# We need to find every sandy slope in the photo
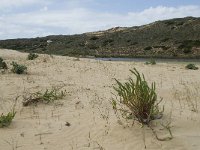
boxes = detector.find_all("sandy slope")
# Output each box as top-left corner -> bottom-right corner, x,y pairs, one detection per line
0,49 -> 200,150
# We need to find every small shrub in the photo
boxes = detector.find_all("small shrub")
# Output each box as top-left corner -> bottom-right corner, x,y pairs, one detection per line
183,49 -> 191,54
102,39 -> 114,46
87,44 -> 99,49
144,46 -> 152,51
23,87 -> 67,106
0,57 -> 8,70
90,36 -> 99,40
11,62 -> 27,74
130,41 -> 138,45
185,64 -> 198,70
27,53 -> 38,60
0,110 -> 16,128
161,38 -> 170,42
145,59 -> 156,65
112,68 -> 162,124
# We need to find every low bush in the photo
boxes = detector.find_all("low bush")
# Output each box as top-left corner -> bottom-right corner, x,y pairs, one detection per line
145,59 -> 156,65
144,46 -> 152,51
27,53 -> 39,60
0,110 -> 16,128
0,57 -> 8,70
112,68 -> 162,124
185,64 -> 198,70
11,62 -> 27,74
90,36 -> 99,40
23,87 -> 67,106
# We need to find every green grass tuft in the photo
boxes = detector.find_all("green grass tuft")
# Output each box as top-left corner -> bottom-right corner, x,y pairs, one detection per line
11,62 -> 27,74
27,53 -> 39,60
0,57 -> 8,70
112,68 -> 162,124
0,110 -> 16,128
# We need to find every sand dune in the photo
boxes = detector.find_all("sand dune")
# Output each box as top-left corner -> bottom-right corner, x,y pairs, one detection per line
0,49 -> 200,150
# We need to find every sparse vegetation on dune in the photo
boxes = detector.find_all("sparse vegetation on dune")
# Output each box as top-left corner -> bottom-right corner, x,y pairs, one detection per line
3,49 -> 200,149
22,87 -> 67,106
0,57 -> 8,70
112,68 -> 162,124
185,63 -> 198,70
145,59 -> 156,65
11,61 -> 27,74
27,53 -> 39,60
0,110 -> 16,128
112,68 -> 174,142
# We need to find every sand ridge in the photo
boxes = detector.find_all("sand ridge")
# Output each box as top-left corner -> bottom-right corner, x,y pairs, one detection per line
0,49 -> 200,150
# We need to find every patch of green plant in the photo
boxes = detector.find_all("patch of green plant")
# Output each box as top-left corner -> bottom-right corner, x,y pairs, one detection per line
145,59 -> 156,65
0,57 -> 8,70
160,38 -> 170,42
183,49 -> 191,54
164,20 -> 175,26
112,68 -> 163,124
11,62 -> 27,74
144,46 -> 152,51
185,64 -> 198,70
27,53 -> 39,60
153,46 -> 170,50
23,87 -> 67,106
102,39 -> 114,46
86,44 -> 99,49
178,40 -> 200,53
90,36 -> 99,40
0,110 -> 16,128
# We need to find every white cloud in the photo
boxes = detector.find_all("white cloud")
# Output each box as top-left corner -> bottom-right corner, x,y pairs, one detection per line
0,0 -> 50,10
0,5 -> 199,39
40,6 -> 48,12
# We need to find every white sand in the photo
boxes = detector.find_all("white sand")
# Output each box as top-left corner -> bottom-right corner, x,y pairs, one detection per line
0,49 -> 200,150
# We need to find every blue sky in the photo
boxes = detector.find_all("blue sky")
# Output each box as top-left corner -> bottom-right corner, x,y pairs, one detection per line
0,0 -> 200,39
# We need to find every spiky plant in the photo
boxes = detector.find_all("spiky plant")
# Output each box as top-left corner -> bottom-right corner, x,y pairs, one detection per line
0,57 -> 8,70
0,110 -> 16,128
112,68 -> 162,124
27,53 -> 39,60
11,62 -> 27,74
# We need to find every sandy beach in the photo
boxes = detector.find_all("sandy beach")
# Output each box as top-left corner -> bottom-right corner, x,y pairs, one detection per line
0,49 -> 200,150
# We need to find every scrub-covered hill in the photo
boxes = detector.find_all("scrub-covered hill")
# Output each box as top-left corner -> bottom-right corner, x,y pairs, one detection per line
0,17 -> 200,58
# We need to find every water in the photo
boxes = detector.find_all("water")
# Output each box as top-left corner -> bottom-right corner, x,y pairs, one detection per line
95,57 -> 200,64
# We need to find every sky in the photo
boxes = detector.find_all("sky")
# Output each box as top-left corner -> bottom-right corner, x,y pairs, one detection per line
0,0 -> 200,39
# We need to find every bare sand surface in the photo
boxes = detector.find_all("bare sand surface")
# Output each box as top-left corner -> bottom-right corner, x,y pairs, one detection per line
0,49 -> 200,150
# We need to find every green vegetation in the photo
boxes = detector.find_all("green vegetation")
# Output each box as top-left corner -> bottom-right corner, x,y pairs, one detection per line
144,46 -> 152,51
0,57 -> 8,70
0,110 -> 16,128
185,64 -> 198,70
11,62 -> 27,74
0,17 -> 199,58
90,36 -> 99,40
27,53 -> 39,60
23,87 -> 67,106
178,40 -> 200,54
112,68 -> 162,124
145,59 -> 156,65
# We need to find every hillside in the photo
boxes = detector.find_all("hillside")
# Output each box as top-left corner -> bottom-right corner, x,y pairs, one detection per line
0,17 -> 200,58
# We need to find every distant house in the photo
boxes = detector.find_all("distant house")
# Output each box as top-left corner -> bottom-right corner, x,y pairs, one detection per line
47,40 -> 53,44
